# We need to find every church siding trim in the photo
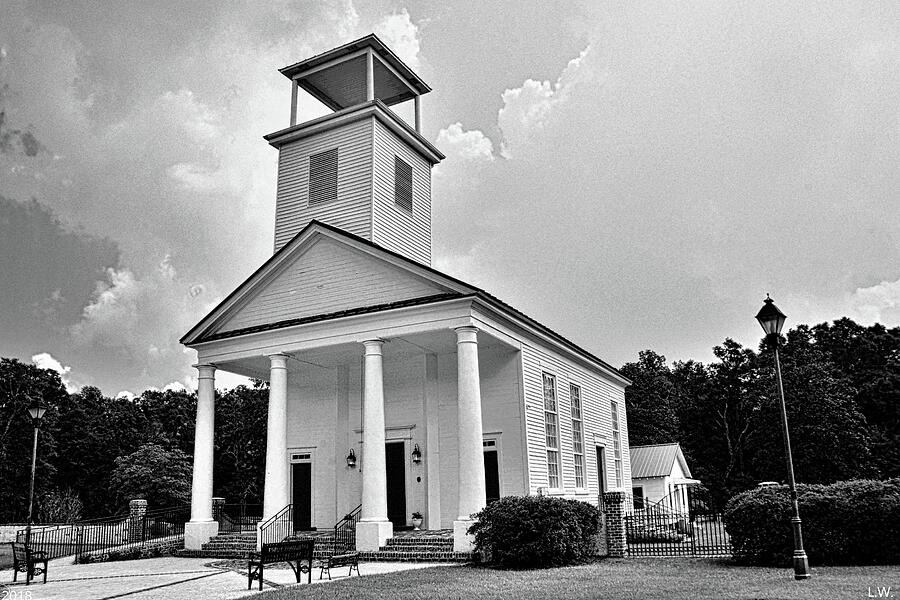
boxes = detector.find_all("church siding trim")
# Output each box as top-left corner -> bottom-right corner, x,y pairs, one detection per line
274,119 -> 373,252
519,342 -> 630,503
372,119 -> 432,265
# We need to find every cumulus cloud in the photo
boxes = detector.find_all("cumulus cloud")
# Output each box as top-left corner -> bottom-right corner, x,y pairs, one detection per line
70,255 -> 217,389
436,123 -> 494,162
374,9 -> 420,70
849,277 -> 900,325
498,46 -> 594,159
31,352 -> 78,392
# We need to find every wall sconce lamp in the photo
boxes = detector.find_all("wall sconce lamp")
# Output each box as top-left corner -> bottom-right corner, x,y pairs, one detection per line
411,443 -> 422,464
346,448 -> 357,468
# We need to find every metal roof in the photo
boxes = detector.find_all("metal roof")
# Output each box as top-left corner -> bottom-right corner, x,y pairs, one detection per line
630,443 -> 693,479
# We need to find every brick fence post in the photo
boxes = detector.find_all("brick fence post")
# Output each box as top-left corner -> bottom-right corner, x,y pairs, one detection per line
128,499 -> 147,544
603,491 -> 627,558
212,497 -> 225,523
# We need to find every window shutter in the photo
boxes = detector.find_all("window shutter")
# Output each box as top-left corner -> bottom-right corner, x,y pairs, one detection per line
309,148 -> 338,205
394,156 -> 413,212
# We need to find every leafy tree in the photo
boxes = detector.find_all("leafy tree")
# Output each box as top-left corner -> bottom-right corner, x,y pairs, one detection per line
620,350 -> 679,446
0,358 -> 66,521
36,488 -> 84,523
111,443 -> 192,508
214,384 -> 268,506
53,387 -> 149,516
137,389 -> 197,456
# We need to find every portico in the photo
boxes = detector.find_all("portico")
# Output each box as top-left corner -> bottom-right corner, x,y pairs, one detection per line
182,269 -> 517,551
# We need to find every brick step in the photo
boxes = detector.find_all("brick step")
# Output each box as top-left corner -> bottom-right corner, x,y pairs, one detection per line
381,543 -> 453,552
384,538 -> 452,546
357,550 -> 475,562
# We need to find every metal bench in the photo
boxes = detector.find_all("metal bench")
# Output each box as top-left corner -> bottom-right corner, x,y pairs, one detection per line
316,543 -> 359,580
247,539 -> 314,590
10,541 -> 49,585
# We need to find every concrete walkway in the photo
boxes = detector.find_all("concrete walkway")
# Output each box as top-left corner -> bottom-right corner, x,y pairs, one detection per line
1,556 -> 453,600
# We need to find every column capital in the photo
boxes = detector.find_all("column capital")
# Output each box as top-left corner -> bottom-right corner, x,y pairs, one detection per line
193,364 -> 217,379
455,326 -> 479,344
267,354 -> 289,369
362,339 -> 384,354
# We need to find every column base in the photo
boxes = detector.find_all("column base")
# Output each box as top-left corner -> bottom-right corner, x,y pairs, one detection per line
184,520 -> 219,550
453,520 -> 476,552
355,520 -> 393,551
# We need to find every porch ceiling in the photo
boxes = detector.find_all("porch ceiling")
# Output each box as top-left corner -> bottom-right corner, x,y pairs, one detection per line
212,327 -> 513,381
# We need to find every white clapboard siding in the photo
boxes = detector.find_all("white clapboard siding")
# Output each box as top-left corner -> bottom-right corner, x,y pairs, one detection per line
372,119 -> 432,265
274,119 -> 373,252
218,237 -> 450,333
520,343 -> 629,504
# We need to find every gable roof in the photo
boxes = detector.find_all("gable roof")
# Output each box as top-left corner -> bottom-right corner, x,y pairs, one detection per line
181,220 -> 629,384
630,443 -> 693,479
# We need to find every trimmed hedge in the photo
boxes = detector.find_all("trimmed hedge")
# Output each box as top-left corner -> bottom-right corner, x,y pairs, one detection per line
468,496 -> 601,568
724,478 -> 900,566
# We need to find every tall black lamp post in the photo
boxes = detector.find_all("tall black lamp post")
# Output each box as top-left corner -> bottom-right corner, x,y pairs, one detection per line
755,295 -> 811,580
25,396 -> 47,544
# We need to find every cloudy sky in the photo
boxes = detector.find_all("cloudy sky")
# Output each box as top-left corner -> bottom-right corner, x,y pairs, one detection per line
2,1 -> 899,396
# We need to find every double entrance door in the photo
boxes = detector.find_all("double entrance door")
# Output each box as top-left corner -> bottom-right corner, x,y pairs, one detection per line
292,440 -> 503,531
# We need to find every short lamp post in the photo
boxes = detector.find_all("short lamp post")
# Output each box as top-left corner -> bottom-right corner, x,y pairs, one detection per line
755,295 -> 811,580
25,397 -> 47,545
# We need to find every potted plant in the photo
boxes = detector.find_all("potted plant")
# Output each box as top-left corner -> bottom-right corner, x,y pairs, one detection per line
411,511 -> 423,530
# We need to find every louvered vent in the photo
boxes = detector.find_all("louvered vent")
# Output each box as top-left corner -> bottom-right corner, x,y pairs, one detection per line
394,156 -> 413,212
309,148 -> 338,205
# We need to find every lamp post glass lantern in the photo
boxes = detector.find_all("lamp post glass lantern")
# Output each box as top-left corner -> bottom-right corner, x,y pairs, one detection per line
755,295 -> 811,580
26,397 -> 46,544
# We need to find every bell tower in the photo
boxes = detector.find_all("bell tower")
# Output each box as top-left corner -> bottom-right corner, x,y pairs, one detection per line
265,34 -> 444,266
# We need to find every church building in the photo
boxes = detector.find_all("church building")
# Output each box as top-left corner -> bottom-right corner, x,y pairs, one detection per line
180,34 -> 632,553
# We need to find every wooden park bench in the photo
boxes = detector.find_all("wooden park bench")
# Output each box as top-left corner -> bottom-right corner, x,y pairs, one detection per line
315,541 -> 359,581
10,541 -> 49,585
247,539 -> 314,590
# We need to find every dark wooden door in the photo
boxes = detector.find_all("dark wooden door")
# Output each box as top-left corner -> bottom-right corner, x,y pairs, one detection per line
385,442 -> 407,528
484,449 -> 500,504
292,462 -> 312,531
596,447 -> 607,494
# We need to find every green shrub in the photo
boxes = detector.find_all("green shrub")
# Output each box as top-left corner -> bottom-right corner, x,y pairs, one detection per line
468,495 -> 601,568
724,478 -> 900,566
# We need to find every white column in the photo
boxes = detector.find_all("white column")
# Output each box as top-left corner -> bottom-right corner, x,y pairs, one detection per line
366,50 -> 375,102
355,339 -> 393,550
424,353 -> 441,529
414,95 -> 421,133
454,326 -> 486,552
262,354 -> 290,520
290,79 -> 299,126
185,364 -> 219,549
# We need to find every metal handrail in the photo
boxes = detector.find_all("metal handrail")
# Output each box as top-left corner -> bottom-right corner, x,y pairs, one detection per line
331,504 -> 361,552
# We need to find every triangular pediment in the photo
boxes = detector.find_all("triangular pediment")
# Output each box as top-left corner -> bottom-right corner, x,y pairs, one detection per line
182,222 -> 472,345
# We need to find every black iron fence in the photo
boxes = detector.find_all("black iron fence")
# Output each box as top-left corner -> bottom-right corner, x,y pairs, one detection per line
625,489 -> 731,557
16,504 -> 191,563
216,503 -> 262,533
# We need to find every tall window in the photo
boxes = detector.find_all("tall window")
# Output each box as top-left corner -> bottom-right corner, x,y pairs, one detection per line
394,156 -> 413,212
308,148 -> 338,205
611,401 -> 623,487
542,373 -> 561,488
570,383 -> 585,488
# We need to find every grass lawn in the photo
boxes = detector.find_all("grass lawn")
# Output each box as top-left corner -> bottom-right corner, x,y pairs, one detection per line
242,558 -> 900,600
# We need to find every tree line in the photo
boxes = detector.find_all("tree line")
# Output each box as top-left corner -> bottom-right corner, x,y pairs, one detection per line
0,359 -> 269,522
622,317 -> 900,509
1,316 -> 897,521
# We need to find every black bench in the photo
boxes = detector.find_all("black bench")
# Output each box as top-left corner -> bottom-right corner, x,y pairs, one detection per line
316,542 -> 359,581
10,541 -> 49,585
247,539 -> 314,590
